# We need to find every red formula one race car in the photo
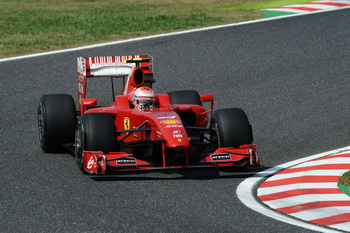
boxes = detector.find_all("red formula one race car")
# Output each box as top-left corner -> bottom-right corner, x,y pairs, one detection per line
37,55 -> 260,174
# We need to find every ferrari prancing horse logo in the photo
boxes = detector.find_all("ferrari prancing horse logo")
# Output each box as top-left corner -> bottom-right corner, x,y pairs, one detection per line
124,117 -> 130,131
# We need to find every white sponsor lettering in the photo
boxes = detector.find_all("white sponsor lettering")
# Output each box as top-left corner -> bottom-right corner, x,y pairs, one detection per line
157,116 -> 176,119
165,125 -> 183,128
212,154 -> 231,160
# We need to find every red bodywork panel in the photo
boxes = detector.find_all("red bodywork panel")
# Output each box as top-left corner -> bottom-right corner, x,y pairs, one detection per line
77,55 -> 260,174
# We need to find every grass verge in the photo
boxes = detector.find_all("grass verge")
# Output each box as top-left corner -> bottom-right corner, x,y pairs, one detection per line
1,0 -> 307,58
339,170 -> 350,186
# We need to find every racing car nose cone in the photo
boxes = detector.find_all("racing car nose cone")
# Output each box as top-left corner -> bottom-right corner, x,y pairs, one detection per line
166,137 -> 190,149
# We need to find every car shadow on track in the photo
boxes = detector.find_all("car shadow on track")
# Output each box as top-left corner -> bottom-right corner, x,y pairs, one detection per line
89,166 -> 270,182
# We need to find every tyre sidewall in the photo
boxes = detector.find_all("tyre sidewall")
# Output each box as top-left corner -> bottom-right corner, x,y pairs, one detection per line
211,108 -> 253,148
168,90 -> 202,106
75,113 -> 118,173
38,94 -> 76,152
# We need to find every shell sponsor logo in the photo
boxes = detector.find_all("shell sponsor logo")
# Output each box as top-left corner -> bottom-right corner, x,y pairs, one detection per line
160,120 -> 179,125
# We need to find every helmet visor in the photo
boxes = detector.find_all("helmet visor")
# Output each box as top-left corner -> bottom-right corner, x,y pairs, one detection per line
136,99 -> 154,109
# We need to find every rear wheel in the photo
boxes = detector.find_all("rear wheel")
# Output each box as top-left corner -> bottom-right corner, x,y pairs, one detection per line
37,94 -> 76,153
168,90 -> 202,106
168,90 -> 202,126
75,113 -> 118,172
211,108 -> 253,149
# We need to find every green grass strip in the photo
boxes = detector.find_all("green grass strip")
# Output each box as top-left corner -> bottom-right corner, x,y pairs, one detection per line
338,184 -> 350,197
0,0 -> 224,57
261,10 -> 297,17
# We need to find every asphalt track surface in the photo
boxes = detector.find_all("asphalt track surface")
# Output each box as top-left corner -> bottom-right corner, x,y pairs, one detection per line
1,9 -> 350,233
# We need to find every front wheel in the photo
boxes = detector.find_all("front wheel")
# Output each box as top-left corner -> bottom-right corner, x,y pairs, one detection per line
75,113 -> 119,173
210,108 -> 253,149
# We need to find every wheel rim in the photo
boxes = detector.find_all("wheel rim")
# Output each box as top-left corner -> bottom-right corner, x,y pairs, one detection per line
37,104 -> 46,148
211,122 -> 220,150
75,126 -> 84,168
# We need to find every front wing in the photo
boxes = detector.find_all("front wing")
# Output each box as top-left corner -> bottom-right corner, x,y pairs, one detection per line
83,144 -> 260,175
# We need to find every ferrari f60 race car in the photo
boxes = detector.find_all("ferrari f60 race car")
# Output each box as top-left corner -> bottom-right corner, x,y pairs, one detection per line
37,55 -> 260,174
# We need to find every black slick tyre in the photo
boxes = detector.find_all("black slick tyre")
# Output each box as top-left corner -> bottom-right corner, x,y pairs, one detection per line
75,113 -> 118,173
211,108 -> 253,149
168,90 -> 202,126
37,94 -> 77,153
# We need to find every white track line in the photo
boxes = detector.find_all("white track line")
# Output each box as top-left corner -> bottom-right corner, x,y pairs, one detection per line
1,6 -> 350,63
236,145 -> 350,233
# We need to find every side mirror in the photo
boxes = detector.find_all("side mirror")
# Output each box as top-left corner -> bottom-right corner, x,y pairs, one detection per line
82,98 -> 97,107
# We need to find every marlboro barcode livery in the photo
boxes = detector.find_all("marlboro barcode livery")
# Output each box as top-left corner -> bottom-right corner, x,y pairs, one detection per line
37,55 -> 260,175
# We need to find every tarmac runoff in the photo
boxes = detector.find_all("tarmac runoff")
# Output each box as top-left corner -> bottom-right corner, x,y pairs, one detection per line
262,0 -> 350,17
237,146 -> 350,233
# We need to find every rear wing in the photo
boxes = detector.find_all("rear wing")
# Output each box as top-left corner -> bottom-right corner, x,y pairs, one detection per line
77,55 -> 153,113
78,55 -> 152,78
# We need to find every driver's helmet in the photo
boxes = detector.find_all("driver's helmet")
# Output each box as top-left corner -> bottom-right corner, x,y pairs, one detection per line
132,87 -> 156,110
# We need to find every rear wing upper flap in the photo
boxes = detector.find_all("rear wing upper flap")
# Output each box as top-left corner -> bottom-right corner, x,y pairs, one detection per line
78,55 -> 153,78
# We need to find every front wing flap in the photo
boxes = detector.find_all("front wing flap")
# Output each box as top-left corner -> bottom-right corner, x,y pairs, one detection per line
200,144 -> 260,167
83,144 -> 260,175
83,151 -> 153,174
